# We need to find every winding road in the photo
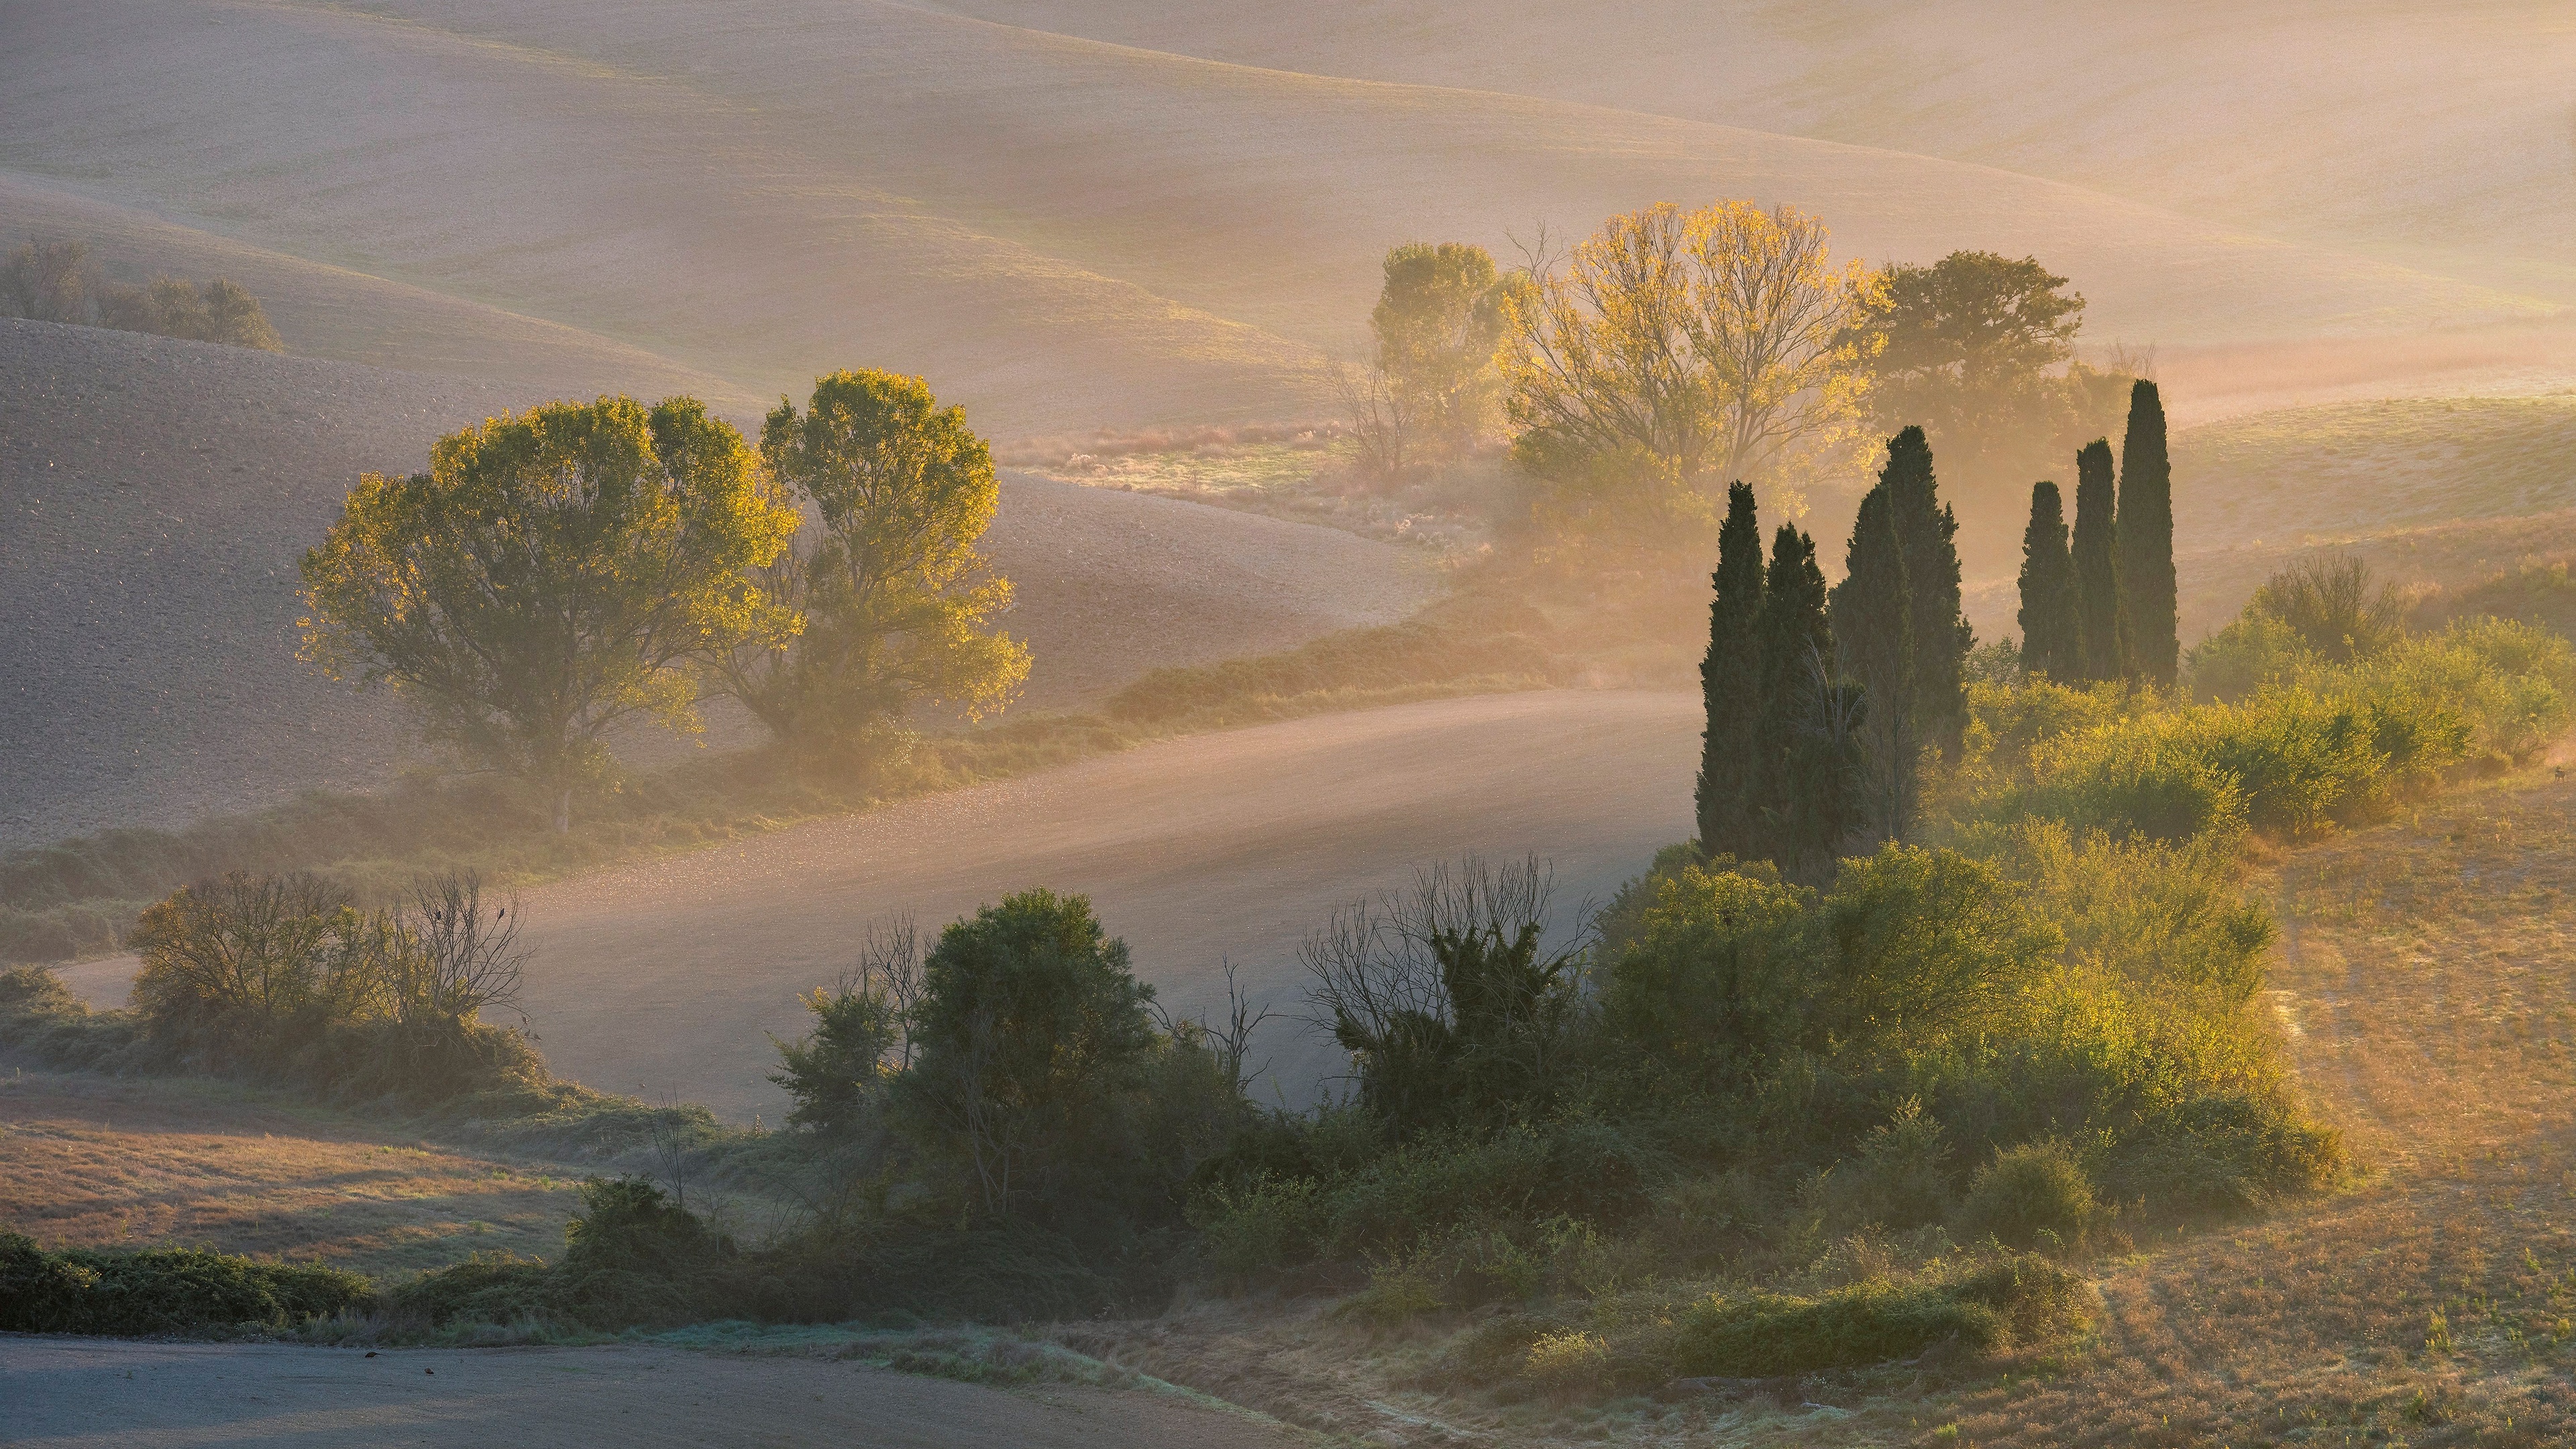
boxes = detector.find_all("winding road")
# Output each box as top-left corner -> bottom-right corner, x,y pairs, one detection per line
512,689 -> 1700,1119
54,690 -> 1701,1119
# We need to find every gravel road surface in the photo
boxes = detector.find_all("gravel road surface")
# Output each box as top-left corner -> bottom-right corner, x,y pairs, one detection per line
0,1336 -> 1300,1449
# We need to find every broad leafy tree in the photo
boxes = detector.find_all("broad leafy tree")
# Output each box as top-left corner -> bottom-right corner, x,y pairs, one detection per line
711,370 -> 1030,750
1503,201 -> 1880,543
1371,241 -> 1511,463
301,396 -> 798,829
1848,250 -> 2131,558
897,890 -> 1161,1222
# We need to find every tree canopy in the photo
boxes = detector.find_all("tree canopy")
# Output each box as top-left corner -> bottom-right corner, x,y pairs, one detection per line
299,395 -> 798,827
1503,201 -> 1880,543
1372,241 -> 1512,464
710,370 -> 1028,749
1849,250 -> 2127,559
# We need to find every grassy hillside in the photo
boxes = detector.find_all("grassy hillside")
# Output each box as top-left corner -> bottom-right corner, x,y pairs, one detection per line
0,1068 -> 584,1282
2175,394 -> 2576,547
3,0 -> 2559,444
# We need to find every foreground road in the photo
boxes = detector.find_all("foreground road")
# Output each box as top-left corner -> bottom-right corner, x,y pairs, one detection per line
519,689 -> 1698,1118
0,1337 -> 1299,1449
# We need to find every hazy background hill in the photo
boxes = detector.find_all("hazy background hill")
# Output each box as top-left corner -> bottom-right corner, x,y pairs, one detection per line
5,0 -> 2566,441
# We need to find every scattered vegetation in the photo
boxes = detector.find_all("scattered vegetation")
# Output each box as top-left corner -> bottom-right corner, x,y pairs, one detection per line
2,237 -> 282,351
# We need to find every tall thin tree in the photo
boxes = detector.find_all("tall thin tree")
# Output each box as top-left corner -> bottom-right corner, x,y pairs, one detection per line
1833,470 -> 1917,843
1696,482 -> 1768,860
2016,481 -> 2079,680
1753,522 -> 1857,879
2071,438 -> 2125,683
2116,379 -> 2177,688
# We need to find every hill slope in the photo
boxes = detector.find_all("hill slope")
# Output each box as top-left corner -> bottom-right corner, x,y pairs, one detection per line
3,0 -> 2558,441
928,0 -> 2576,305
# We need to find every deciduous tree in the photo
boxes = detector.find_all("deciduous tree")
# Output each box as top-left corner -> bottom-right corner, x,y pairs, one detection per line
1503,201 -> 1880,544
710,370 -> 1030,750
1372,241 -> 1511,463
301,396 -> 798,830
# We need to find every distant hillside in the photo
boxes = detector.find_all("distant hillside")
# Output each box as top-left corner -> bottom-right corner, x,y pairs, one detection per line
3,0 -> 2559,444
930,0 -> 2576,307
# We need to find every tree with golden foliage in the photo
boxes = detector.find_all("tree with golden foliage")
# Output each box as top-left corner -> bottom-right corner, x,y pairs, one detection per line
708,370 -> 1029,749
1503,201 -> 1880,544
300,396 -> 799,830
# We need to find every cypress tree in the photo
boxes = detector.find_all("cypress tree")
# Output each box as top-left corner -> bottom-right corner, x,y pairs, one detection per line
1832,476 -> 1916,843
1754,523 -> 1860,880
2071,438 -> 2125,682
2116,379 -> 2177,688
2016,481 -> 2079,680
1831,427 -> 1971,841
1695,482 -> 1766,860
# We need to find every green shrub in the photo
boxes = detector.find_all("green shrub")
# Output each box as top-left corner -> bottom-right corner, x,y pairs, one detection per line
1188,1175 -> 1330,1280
1820,1099 -> 1954,1232
2018,716 -> 2247,843
1957,1139 -> 2096,1248
1319,1120 -> 1668,1258
1668,1255 -> 2087,1376
2105,1091 -> 2345,1213
1601,863 -> 1807,1080
0,1232 -> 372,1334
384,1251 -> 557,1328
2187,612 -> 2314,702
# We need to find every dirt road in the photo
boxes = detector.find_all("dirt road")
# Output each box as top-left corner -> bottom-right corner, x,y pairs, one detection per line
58,690 -> 1700,1116
0,1337 -> 1301,1449
510,689 -> 1698,1118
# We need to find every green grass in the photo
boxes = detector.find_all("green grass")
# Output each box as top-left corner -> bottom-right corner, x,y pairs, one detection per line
2176,394 -> 2576,548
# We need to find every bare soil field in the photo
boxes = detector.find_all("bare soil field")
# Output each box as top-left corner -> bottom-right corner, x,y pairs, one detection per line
0,319 -> 1430,847
0,1336 -> 1303,1449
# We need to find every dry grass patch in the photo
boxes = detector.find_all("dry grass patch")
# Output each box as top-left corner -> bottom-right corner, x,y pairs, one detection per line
0,1067 -> 582,1281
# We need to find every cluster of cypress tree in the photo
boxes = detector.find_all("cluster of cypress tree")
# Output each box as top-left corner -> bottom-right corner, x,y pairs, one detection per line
1694,427 -> 1972,873
2015,380 -> 2176,686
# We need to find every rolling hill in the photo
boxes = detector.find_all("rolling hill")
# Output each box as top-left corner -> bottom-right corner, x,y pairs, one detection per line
5,0 -> 2563,445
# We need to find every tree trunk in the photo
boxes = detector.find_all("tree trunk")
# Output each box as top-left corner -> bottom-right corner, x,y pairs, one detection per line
553,788 -> 572,835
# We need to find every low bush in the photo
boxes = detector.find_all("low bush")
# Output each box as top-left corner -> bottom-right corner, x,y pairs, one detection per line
1955,1139 -> 2096,1248
0,1232 -> 372,1334
1666,1255 -> 2088,1377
